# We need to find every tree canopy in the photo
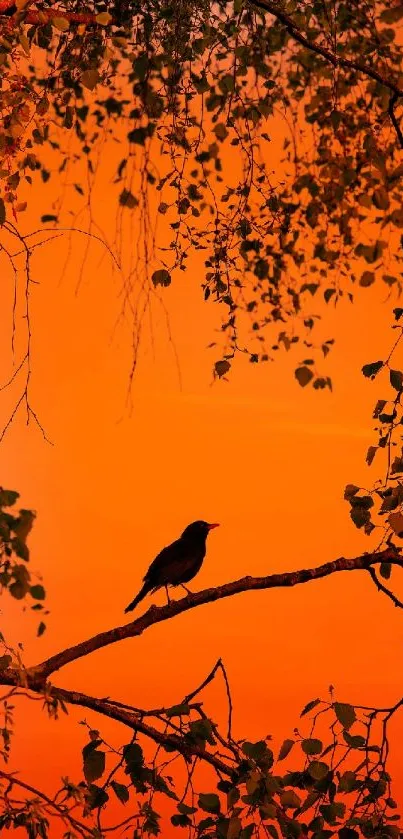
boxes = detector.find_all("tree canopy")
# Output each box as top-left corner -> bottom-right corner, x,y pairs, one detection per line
0,0 -> 403,388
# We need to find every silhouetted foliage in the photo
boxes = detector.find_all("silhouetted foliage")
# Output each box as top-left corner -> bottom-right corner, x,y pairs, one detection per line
0,0 -> 403,397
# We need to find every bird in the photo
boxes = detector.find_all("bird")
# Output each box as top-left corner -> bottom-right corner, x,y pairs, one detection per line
124,520 -> 219,614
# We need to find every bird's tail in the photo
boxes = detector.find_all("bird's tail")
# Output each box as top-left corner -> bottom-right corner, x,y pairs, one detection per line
124,581 -> 151,614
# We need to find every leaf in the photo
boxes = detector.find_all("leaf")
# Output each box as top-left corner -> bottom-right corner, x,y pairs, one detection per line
359,271 -> 375,287
14,510 -> 35,544
111,781 -> 129,803
52,15 -> 69,30
242,740 -> 268,761
9,580 -> 29,599
338,771 -> 358,793
339,830 -> 359,839
380,562 -> 391,580
350,505 -> 371,529
189,719 -> 215,746
96,11 -> 112,24
342,731 -> 365,749
37,621 -> 46,637
214,123 -> 228,141
300,283 -> 319,295
390,370 -> 403,392
393,308 -> 403,321
373,400 -> 387,418
215,359 -> 231,378
83,745 -> 105,783
171,814 -> 191,827
366,446 -> 377,466
300,698 -> 320,716
0,490 -> 19,506
391,208 -> 403,227
227,817 -> 242,839
334,702 -> 356,730
30,584 -> 46,600
81,69 -> 100,91
87,784 -> 109,810
320,803 -> 345,825
307,761 -> 329,780
362,360 -> 383,379
295,366 -> 314,387
41,214 -> 58,223
388,511 -> 403,537
198,793 -> 220,814
177,803 -> 197,815
280,790 -> 301,809
0,655 -> 12,670
123,742 -> 143,766
278,739 -> 294,760
151,269 -> 171,287
119,189 -> 138,209
301,738 -> 322,755
128,127 -> 148,145
165,703 -> 190,717
372,187 -> 390,210
240,826 -> 255,839
18,32 -> 30,54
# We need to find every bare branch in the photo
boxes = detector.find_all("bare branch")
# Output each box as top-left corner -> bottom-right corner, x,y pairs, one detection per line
367,566 -> 403,609
184,657 -> 233,741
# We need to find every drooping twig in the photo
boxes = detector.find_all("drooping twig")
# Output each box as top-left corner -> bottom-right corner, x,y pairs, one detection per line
367,566 -> 403,610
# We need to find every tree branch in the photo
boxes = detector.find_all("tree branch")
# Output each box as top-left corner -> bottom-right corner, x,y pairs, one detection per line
54,686 -> 232,777
0,769 -> 91,838
29,547 -> 402,681
247,0 -> 403,98
388,93 -> 403,149
367,566 -> 403,609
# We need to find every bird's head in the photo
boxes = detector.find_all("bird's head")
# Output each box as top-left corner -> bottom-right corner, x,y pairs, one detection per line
181,520 -> 220,540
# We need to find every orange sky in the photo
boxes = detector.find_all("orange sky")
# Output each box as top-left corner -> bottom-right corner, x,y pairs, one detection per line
1,137 -> 403,834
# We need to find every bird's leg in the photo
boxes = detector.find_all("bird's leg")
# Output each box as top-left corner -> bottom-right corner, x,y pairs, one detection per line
180,584 -> 192,596
165,585 -> 171,605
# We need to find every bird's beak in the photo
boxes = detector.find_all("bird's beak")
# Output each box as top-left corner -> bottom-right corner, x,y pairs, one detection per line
207,523 -> 220,530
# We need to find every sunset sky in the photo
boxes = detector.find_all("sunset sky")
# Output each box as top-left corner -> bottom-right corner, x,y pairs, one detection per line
1,143 -> 403,834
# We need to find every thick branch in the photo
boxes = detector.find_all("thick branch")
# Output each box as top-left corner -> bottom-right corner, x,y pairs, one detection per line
248,0 -> 403,98
31,548 -> 402,681
54,686 -> 231,777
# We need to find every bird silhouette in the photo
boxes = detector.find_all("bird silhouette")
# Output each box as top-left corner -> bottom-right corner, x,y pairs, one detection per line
124,520 -> 219,614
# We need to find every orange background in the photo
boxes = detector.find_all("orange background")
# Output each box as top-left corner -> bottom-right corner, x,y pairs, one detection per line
1,154 -> 403,831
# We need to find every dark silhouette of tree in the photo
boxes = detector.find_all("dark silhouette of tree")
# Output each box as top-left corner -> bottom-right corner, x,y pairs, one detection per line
0,0 -> 403,434
1,2 -> 403,835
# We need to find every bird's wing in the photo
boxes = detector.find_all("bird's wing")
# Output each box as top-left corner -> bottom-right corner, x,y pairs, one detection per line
144,539 -> 191,587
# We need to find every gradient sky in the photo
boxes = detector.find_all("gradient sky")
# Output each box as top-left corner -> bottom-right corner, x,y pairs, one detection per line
1,151 -> 403,834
